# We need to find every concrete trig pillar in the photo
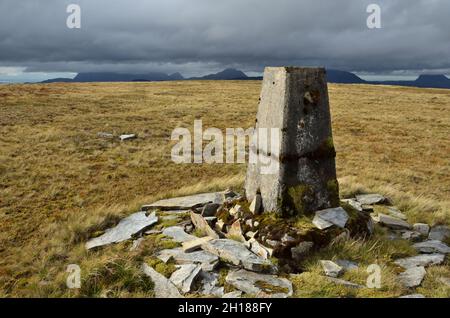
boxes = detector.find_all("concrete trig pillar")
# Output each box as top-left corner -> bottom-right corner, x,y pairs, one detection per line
245,67 -> 339,217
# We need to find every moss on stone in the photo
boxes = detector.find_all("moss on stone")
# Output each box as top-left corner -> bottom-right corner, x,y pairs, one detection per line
278,184 -> 315,217
254,281 -> 290,294
326,179 -> 340,207
144,257 -> 177,278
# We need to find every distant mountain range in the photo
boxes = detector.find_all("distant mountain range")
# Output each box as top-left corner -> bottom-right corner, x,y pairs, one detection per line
41,68 -> 450,89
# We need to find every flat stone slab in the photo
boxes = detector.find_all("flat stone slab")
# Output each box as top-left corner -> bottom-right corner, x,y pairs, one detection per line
341,199 -> 363,212
226,269 -> 293,298
190,212 -> 220,239
399,294 -> 426,298
355,194 -> 386,205
326,277 -> 364,289
413,240 -> 450,254
373,213 -> 411,230
182,236 -> 214,253
313,207 -> 349,230
119,134 -> 137,141
169,264 -> 202,293
86,212 -> 158,250
386,207 -> 407,220
141,263 -> 183,298
413,223 -> 430,236
394,254 -> 445,269
142,192 -> 224,211
162,226 -> 197,243
398,266 -> 426,288
336,260 -> 359,271
320,260 -> 344,278
428,225 -> 450,241
157,248 -> 219,271
201,239 -> 274,273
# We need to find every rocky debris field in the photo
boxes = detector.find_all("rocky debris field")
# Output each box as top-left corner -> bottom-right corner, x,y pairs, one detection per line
84,190 -> 450,298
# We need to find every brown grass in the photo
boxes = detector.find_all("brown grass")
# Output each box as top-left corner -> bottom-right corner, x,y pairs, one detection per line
0,81 -> 448,297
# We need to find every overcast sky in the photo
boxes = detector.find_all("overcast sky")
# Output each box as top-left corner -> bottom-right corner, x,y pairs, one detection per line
1,0 -> 449,82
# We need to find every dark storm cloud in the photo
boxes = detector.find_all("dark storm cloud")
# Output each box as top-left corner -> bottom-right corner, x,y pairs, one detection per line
0,0 -> 449,75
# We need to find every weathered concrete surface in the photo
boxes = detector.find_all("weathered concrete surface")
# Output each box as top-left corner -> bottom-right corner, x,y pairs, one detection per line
86,212 -> 158,250
245,67 -> 339,217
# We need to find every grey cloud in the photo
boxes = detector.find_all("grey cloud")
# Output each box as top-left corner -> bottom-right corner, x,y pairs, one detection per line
0,0 -> 449,75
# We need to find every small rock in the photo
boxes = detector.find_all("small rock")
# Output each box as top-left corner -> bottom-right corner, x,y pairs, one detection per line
222,291 -> 243,298
245,231 -> 258,239
157,248 -> 219,271
400,230 -> 422,242
249,239 -> 273,259
265,239 -> 281,248
341,199 -> 363,212
254,221 -> 260,227
162,226 -> 197,243
226,269 -> 292,298
398,266 -> 426,288
249,194 -> 262,214
145,229 -> 162,235
413,223 -> 430,236
413,240 -> 450,254
201,239 -> 275,273
281,234 -> 296,245
170,264 -> 202,293
119,134 -> 137,141
190,212 -> 220,239
129,238 -> 144,251
141,263 -> 183,298
313,207 -> 349,230
386,207 -> 407,220
394,254 -> 445,269
291,242 -> 314,261
199,271 -> 224,297
229,205 -> 243,217
355,194 -> 386,205
223,189 -> 238,199
336,260 -> 359,271
97,132 -> 114,139
201,203 -> 221,217
182,236 -> 214,253
399,294 -> 426,298
326,277 -> 364,289
215,220 -> 225,232
428,225 -> 450,241
226,220 -> 246,243
373,213 -> 411,230
320,260 -> 344,278
86,211 -> 158,250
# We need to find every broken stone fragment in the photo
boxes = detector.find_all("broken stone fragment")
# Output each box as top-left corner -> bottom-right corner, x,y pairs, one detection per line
386,207 -> 407,220
428,225 -> 450,241
141,263 -> 183,298
400,230 -> 422,242
119,134 -> 137,141
398,266 -> 426,288
413,223 -> 430,236
226,269 -> 293,298
341,199 -> 363,212
225,220 -> 246,243
97,132 -> 114,139
326,277 -> 364,289
355,194 -> 386,205
320,260 -> 344,278
215,220 -> 225,232
281,234 -> 296,245
201,203 -> 221,217
169,264 -> 202,293
162,226 -> 197,243
182,236 -> 214,253
335,260 -> 359,271
229,205 -> 243,217
394,254 -> 445,269
373,213 -> 411,230
291,242 -> 314,261
201,239 -> 275,273
413,240 -> 450,254
199,271 -> 224,297
313,207 -> 349,230
248,239 -> 273,259
190,212 -> 220,239
85,211 -> 158,250
142,192 -> 223,211
399,294 -> 426,298
223,189 -> 238,199
249,194 -> 262,214
157,248 -> 219,271
222,291 -> 243,298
